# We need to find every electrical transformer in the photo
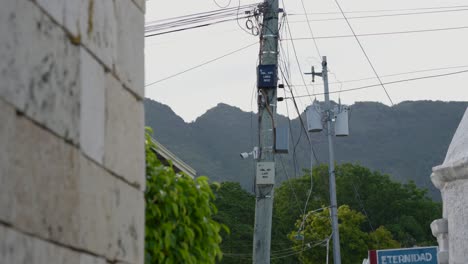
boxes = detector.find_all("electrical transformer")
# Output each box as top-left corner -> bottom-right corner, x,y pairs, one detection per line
335,106 -> 349,137
306,102 -> 323,132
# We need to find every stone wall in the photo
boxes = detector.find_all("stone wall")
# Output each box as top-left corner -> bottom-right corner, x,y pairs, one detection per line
0,0 -> 145,263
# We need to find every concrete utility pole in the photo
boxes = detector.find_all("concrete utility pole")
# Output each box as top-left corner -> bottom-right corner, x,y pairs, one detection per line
313,56 -> 342,264
252,0 -> 279,263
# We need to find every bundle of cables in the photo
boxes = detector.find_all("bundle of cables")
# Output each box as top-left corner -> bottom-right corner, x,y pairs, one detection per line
145,3 -> 262,37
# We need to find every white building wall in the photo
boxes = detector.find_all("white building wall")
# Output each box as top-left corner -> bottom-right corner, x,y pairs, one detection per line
431,108 -> 468,264
0,0 -> 145,263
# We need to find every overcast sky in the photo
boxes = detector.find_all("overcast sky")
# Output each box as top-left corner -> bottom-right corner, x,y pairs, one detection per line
145,0 -> 468,122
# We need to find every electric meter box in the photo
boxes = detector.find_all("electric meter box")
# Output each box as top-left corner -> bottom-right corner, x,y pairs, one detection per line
275,126 -> 289,154
256,162 -> 275,185
257,65 -> 277,88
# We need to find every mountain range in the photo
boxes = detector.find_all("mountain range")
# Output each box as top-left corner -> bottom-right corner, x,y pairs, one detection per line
144,98 -> 468,199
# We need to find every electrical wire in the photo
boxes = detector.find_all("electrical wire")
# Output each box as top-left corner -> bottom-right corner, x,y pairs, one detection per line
333,0 -> 394,105
145,3 -> 259,36
269,237 -> 330,260
282,79 -> 301,180
145,4 -> 258,27
278,12 -> 320,167
351,181 -> 374,232
294,0 -> 321,57
289,64 -> 468,87
288,7 -> 468,22
222,238 -> 328,260
283,68 -> 468,99
145,16 -> 253,37
278,40 -> 324,246
213,0 -> 232,8
145,41 -> 258,87
291,4 -> 468,15
282,25 -> 468,40
279,156 -> 305,215
279,66 -> 320,162
283,15 -> 314,103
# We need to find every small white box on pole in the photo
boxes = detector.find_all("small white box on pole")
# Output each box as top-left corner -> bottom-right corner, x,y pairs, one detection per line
256,162 -> 275,185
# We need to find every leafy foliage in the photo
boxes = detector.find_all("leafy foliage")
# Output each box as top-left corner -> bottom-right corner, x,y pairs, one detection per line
210,163 -> 440,263
212,182 -> 255,263
272,163 -> 441,263
288,206 -> 400,264
145,129 -> 225,263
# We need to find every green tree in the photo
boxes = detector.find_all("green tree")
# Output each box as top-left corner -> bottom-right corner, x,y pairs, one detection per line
145,129 -> 225,263
334,163 -> 441,246
212,182 -> 255,263
274,163 -> 441,251
288,205 -> 400,264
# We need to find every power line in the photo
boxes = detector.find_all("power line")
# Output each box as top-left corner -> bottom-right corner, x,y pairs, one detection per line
145,3 -> 259,36
279,66 -> 320,163
145,3 -> 258,26
283,15 -> 314,103
293,0 -> 321,57
283,69 -> 468,99
269,238 -> 330,260
289,4 -> 468,15
333,0 -> 394,105
145,16 -> 252,37
281,76 -> 302,181
289,64 -> 468,87
213,0 -> 232,8
279,156 -> 305,216
281,25 -> 468,40
288,7 -> 468,22
145,42 -> 257,87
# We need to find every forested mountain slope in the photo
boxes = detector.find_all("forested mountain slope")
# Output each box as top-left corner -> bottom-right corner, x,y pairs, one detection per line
145,99 -> 467,199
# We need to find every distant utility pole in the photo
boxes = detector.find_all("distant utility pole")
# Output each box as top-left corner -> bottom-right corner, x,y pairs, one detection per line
305,56 -> 344,264
252,0 -> 279,262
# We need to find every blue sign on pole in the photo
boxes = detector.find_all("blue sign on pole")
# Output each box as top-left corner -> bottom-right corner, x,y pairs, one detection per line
376,247 -> 438,264
257,64 -> 277,88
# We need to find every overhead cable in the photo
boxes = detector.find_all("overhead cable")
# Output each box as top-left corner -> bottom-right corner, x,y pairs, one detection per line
145,16 -> 252,37
333,0 -> 394,105
288,7 -> 468,22
145,3 -> 259,36
281,25 -> 468,40
289,4 -> 468,15
145,42 -> 258,87
284,69 -> 468,99
289,64 -> 468,87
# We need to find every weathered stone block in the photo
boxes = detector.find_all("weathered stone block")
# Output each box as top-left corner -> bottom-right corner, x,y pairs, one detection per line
79,0 -> 117,70
2,114 -> 81,247
0,0 -> 81,144
445,180 -> 468,264
80,48 -> 106,164
36,0 -> 117,71
0,225 -> 106,264
115,0 -> 144,98
0,100 -> 16,227
110,172 -> 145,263
105,74 -> 145,190
1,113 -> 144,263
79,155 -> 144,264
